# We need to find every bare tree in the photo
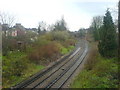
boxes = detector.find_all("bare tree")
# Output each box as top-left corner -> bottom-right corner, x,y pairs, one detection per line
0,11 -> 15,27
47,24 -> 55,31
91,16 -> 103,41
91,16 -> 103,29
54,16 -> 68,31
37,21 -> 47,34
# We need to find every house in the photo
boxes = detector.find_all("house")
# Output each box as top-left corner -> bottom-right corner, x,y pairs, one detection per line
11,30 -> 17,36
2,24 -> 9,36
3,23 -> 26,37
1,23 -> 26,37
2,24 -> 9,31
12,23 -> 26,36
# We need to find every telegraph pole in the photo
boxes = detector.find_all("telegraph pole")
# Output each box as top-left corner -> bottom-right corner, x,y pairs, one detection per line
118,1 -> 120,60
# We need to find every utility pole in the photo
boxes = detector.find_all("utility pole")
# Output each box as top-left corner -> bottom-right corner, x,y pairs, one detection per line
118,1 -> 120,60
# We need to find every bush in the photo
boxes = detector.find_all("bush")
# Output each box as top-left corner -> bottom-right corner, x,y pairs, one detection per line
3,52 -> 28,77
28,42 -> 62,63
2,51 -> 29,87
62,39 -> 76,48
85,44 -> 98,70
51,31 -> 70,41
34,35 -> 50,47
71,55 -> 118,88
2,30 -> 77,88
93,57 -> 118,77
2,51 -> 45,88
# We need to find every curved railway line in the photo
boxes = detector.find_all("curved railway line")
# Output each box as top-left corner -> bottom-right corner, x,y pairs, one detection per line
12,40 -> 88,89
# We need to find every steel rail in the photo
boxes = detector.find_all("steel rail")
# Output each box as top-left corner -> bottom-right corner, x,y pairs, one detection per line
31,47 -> 83,89
57,44 -> 88,89
12,41 -> 83,89
12,51 -> 73,89
43,42 -> 88,89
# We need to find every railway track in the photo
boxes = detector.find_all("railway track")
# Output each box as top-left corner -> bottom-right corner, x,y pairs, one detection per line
12,40 -> 87,89
49,43 -> 88,89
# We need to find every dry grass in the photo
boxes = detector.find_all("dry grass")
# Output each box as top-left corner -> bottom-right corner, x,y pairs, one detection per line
84,40 -> 99,70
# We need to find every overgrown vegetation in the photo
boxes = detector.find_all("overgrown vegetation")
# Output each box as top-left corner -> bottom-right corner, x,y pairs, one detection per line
28,31 -> 76,64
91,10 -> 117,58
2,51 -> 45,88
98,10 -> 117,58
71,42 -> 118,88
90,16 -> 103,41
2,17 -> 77,88
71,9 -> 118,88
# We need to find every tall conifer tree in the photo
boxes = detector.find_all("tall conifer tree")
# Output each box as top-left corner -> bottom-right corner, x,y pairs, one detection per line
98,9 -> 117,58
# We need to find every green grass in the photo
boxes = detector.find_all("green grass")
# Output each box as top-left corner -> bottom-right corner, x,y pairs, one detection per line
2,30 -> 77,88
61,47 -> 68,54
3,63 -> 44,88
61,46 -> 74,54
71,55 -> 118,88
22,64 -> 45,79
2,45 -> 75,88
2,51 -> 45,88
68,46 -> 74,51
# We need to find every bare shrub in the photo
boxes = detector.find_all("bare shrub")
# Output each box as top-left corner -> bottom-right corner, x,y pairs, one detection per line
85,42 -> 98,70
28,42 -> 61,64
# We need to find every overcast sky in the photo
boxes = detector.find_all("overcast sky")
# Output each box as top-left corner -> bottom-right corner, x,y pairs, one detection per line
0,0 -> 118,31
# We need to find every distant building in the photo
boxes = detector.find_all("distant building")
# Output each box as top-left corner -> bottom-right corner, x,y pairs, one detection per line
11,30 -> 17,36
1,24 -> 9,36
12,23 -> 26,36
2,24 -> 9,31
26,28 -> 38,31
1,23 -> 26,37
14,23 -> 26,31
2,23 -> 39,37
